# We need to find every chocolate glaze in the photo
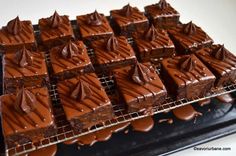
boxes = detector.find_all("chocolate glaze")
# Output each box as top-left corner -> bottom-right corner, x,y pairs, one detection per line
173,105 -> 202,121
216,94 -> 234,103
144,25 -> 159,41
57,73 -> 113,129
198,99 -> 211,107
131,116 -> 154,132
50,40 -> 93,78
130,62 -> 152,85
122,4 -> 134,17
114,63 -> 167,112
179,55 -> 196,72
77,12 -> 113,40
106,35 -> 119,52
92,36 -> 136,69
161,54 -> 216,99
49,11 -> 62,28
87,10 -> 103,26
196,44 -> 236,87
25,145 -> 57,156
15,46 -> 33,68
70,79 -> 92,101
6,16 -> 22,35
168,22 -> 213,54
77,133 -> 97,146
158,118 -> 173,124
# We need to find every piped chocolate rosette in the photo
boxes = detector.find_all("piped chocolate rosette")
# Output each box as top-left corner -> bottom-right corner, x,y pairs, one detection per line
6,16 -> 22,35
70,79 -> 92,102
87,10 -> 103,26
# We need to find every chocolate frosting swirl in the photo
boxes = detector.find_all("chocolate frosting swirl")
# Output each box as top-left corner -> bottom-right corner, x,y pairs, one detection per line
144,25 -> 158,41
129,62 -> 152,85
106,35 -> 119,51
157,0 -> 169,10
61,40 -> 80,58
212,45 -> 227,61
183,21 -> 197,35
87,10 -> 102,26
6,16 -> 22,35
70,80 -> 92,101
122,4 -> 133,16
15,87 -> 37,114
49,11 -> 62,28
15,46 -> 33,68
179,56 -> 196,72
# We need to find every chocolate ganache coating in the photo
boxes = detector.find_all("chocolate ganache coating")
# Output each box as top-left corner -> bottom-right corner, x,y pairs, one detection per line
106,35 -> 119,52
15,46 -> 33,67
130,62 -> 152,85
70,80 -> 92,101
144,25 -> 159,41
183,21 -> 197,36
6,16 -> 22,35
61,40 -> 80,59
15,87 -> 37,114
122,4 -> 134,17
49,11 -> 62,28
87,10 -> 103,26
157,0 -> 169,10
179,55 -> 196,72
212,44 -> 227,61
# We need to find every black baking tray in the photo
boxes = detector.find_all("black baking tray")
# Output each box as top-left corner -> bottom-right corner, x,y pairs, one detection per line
56,93 -> 236,156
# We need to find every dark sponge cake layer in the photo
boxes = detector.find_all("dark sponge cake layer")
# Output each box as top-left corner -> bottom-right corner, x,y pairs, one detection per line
161,54 -> 216,100
196,45 -> 236,87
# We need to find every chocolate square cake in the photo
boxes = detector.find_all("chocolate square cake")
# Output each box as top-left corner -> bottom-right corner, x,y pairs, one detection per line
110,4 -> 149,36
39,11 -> 74,48
50,40 -> 94,80
76,10 -> 113,41
168,21 -> 213,54
91,35 -> 136,71
161,54 -> 216,100
0,16 -> 36,52
3,47 -> 49,93
57,73 -> 113,130
113,62 -> 167,113
196,44 -> 236,87
144,0 -> 180,28
133,25 -> 175,63
0,87 -> 56,147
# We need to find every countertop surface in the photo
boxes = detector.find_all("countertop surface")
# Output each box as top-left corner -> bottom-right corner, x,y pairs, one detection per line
0,0 -> 236,155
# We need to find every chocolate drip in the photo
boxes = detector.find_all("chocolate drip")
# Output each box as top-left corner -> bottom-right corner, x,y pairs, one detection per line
179,56 -> 196,72
144,25 -> 158,41
15,88 -> 37,114
106,35 -> 119,51
6,16 -> 22,35
129,62 -> 152,85
122,4 -> 133,16
212,45 -> 227,61
61,40 -> 80,58
70,80 -> 92,101
183,21 -> 197,35
49,11 -> 62,28
157,0 -> 169,10
87,10 -> 102,26
15,46 -> 33,67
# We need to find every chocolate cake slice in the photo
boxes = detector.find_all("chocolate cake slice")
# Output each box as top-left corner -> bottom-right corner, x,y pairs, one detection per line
0,16 -> 36,52
196,44 -> 236,87
39,11 -> 74,48
168,21 -> 213,54
50,40 -> 94,80
57,73 -> 114,131
3,46 -> 49,93
0,87 -> 56,147
91,35 -> 136,71
114,62 -> 167,113
161,54 -> 216,100
144,0 -> 180,28
110,4 -> 149,36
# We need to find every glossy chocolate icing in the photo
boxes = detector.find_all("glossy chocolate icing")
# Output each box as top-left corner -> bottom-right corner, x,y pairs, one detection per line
183,21 -> 197,36
173,105 -> 202,121
144,25 -> 158,41
6,16 -> 22,35
61,40 -> 80,58
70,80 -> 92,101
49,11 -> 62,28
122,4 -> 133,17
216,94 -> 234,103
130,62 -> 152,85
131,116 -> 154,132
15,87 -> 37,114
179,55 -> 196,72
86,10 -> 102,26
15,46 -> 33,67
212,44 -> 227,61
106,35 -> 119,52
198,99 -> 211,107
